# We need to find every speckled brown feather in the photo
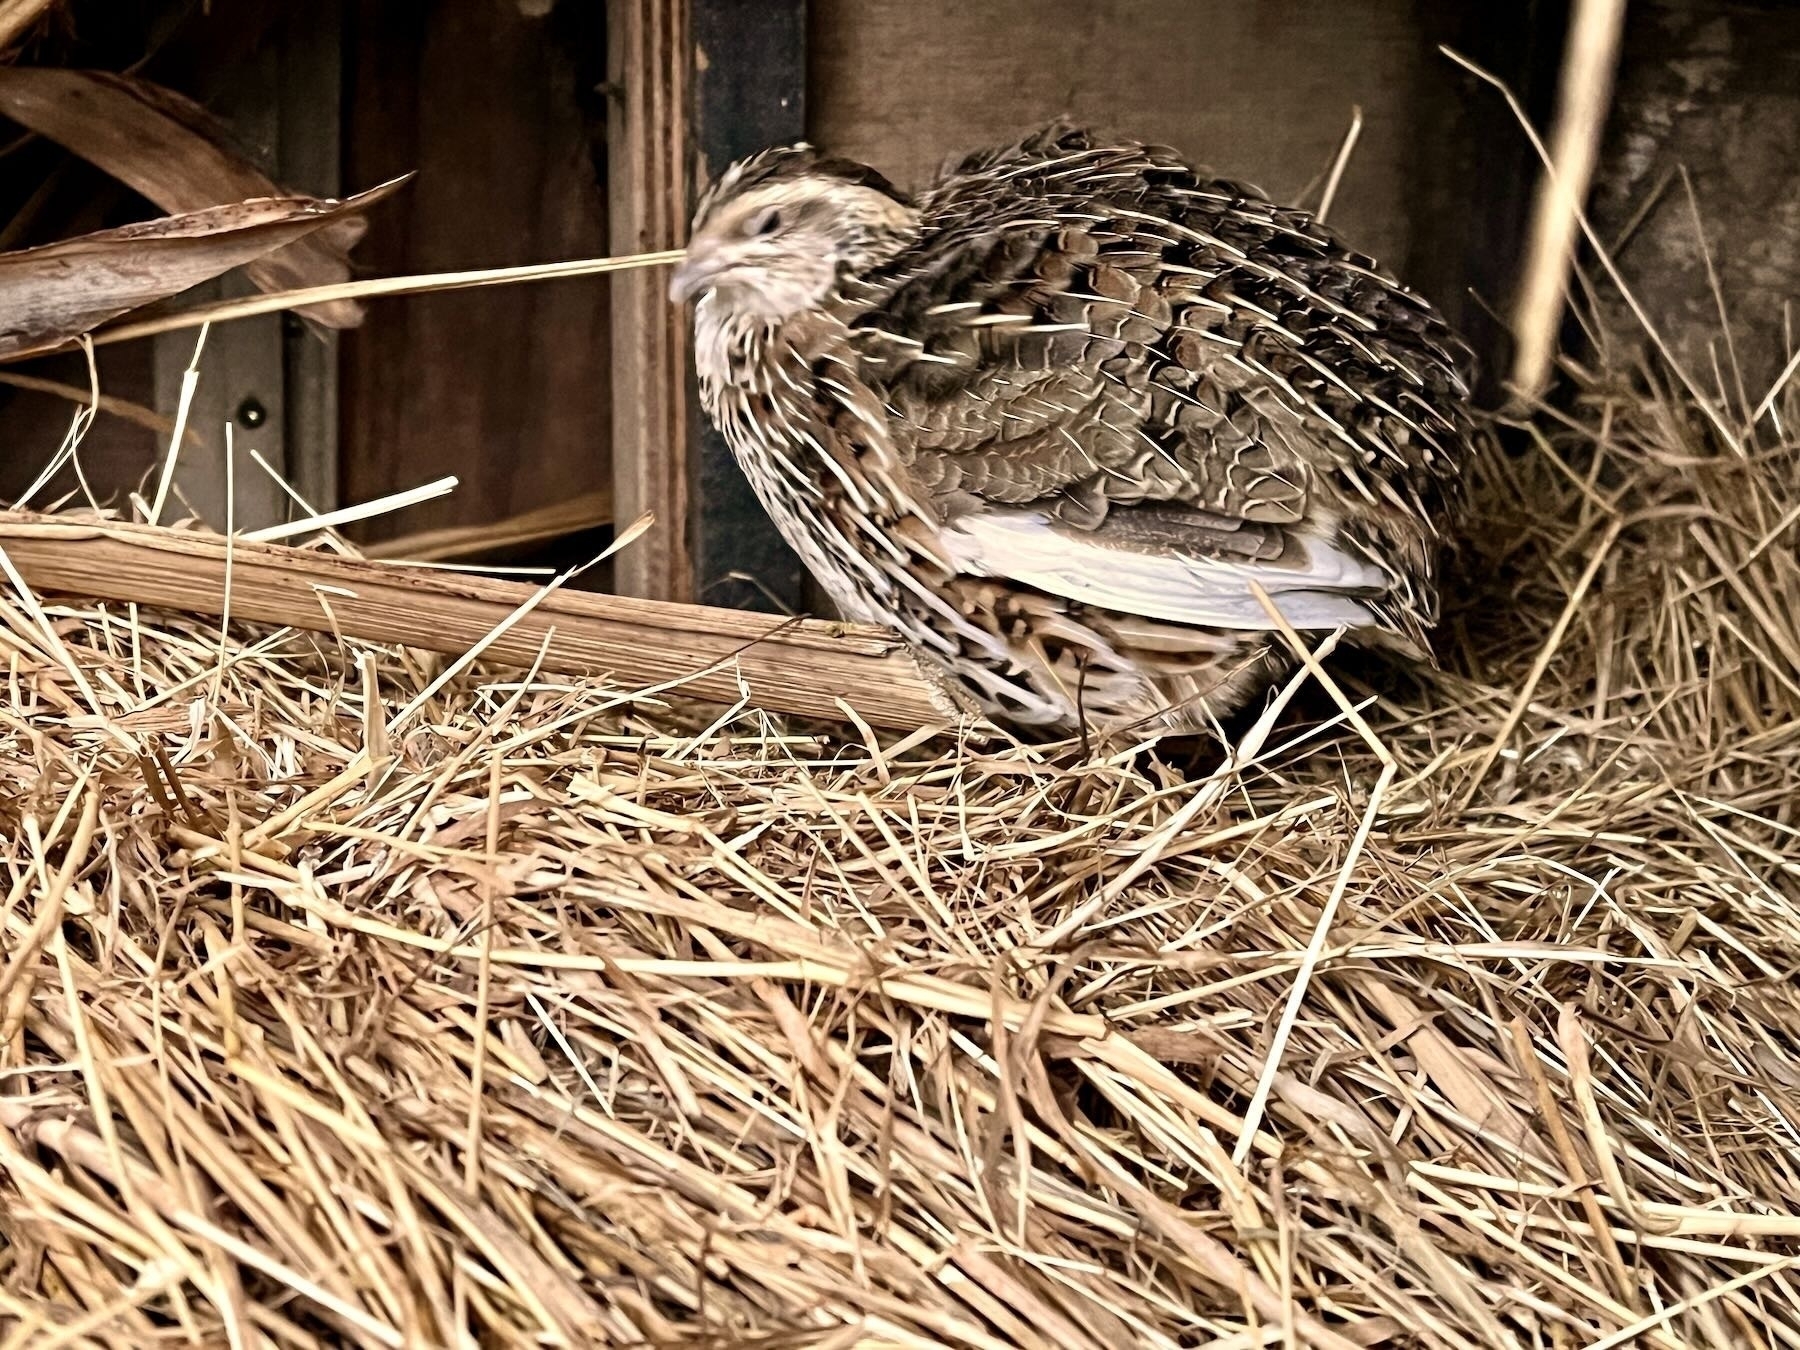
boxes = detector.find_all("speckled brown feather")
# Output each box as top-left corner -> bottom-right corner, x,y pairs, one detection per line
686,125 -> 1478,737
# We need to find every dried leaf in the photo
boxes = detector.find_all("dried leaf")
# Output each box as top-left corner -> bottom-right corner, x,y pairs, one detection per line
0,0 -> 56,56
0,68 -> 383,325
0,179 -> 408,359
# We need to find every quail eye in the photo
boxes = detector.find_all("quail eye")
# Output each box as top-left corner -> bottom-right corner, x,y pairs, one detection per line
748,208 -> 783,237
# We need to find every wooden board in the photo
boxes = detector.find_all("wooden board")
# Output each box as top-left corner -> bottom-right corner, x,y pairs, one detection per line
607,0 -> 693,602
812,1 -> 1427,274
1586,0 -> 1800,398
149,14 -> 290,535
276,0 -> 346,516
808,0 -> 1561,388
688,0 -> 808,614
0,510 -> 965,729
339,0 -> 614,549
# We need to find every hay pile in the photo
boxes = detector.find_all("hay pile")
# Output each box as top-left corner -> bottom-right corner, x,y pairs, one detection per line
2,347 -> 1799,1350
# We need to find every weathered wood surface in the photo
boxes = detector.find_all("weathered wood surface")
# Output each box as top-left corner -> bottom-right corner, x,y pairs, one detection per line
339,1 -> 614,548
0,511 -> 964,729
808,0 -> 1561,390
689,0 -> 809,614
1587,0 -> 1800,398
607,0 -> 693,602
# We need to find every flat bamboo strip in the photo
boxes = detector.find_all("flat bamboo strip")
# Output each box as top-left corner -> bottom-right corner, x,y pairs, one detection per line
0,511 -> 964,729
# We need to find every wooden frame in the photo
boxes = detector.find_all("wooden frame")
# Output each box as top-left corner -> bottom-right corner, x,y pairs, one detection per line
685,0 -> 807,614
606,0 -> 693,602
148,1 -> 343,532
0,511 -> 961,728
605,0 -> 806,611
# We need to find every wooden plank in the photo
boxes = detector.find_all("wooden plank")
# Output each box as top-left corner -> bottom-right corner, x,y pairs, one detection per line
0,512 -> 964,729
151,29 -> 289,533
339,1 -> 614,550
150,303 -> 288,530
276,0 -> 345,514
688,0 -> 807,613
806,0 -> 1558,388
135,0 -> 350,529
809,0 -> 1427,277
607,0 -> 693,602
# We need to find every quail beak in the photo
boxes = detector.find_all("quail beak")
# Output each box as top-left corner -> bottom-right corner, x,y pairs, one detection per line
668,246 -> 722,304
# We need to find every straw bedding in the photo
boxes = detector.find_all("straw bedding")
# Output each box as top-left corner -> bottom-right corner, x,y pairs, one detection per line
3,343 -> 1799,1349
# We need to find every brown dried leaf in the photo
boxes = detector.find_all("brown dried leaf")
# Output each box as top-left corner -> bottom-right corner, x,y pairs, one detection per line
0,179 -> 408,359
0,0 -> 56,57
0,68 -> 381,326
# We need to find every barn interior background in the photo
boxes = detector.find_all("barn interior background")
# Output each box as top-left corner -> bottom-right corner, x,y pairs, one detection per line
4,1 -> 1800,1347
10,0 -> 1788,605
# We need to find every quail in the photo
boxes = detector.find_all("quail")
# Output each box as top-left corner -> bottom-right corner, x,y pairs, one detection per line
672,124 -> 1476,737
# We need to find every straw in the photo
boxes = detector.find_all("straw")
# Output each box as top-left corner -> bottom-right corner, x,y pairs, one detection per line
4,265 -> 1800,1350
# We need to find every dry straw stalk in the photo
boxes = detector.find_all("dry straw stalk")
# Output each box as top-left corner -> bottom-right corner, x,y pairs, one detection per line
4,85 -> 1800,1345
2,324 -> 1799,1346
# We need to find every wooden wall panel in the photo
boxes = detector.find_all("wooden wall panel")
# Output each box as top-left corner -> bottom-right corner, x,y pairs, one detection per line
1587,0 -> 1800,397
812,0 -> 1424,264
808,0 -> 1560,382
688,0 -> 807,613
340,0 -> 612,546
607,0 -> 691,602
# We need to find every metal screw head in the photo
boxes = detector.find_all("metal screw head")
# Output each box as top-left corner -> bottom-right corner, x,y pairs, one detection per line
235,397 -> 268,429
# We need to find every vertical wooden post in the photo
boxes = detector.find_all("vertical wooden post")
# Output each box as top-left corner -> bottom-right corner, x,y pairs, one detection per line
607,0 -> 693,602
150,34 -> 289,533
148,1 -> 345,531
687,0 -> 807,614
277,0 -> 344,516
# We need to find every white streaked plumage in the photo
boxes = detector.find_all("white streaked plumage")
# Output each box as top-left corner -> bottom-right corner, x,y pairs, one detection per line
675,125 -> 1478,737
936,509 -> 1388,634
